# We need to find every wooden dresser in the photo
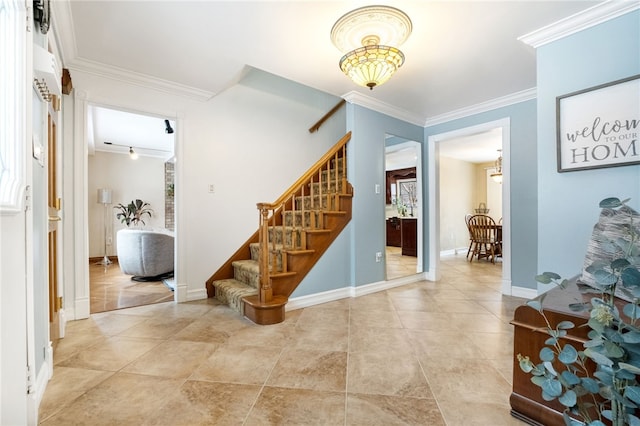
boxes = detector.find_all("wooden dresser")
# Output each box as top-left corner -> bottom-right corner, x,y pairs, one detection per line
510,279 -> 590,425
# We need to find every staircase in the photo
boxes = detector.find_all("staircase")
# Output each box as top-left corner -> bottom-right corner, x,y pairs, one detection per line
206,132 -> 353,325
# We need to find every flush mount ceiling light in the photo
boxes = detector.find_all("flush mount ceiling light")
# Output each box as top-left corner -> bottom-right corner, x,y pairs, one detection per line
490,149 -> 503,183
331,5 -> 412,90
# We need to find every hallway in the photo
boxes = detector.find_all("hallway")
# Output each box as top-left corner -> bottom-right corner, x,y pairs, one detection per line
40,255 -> 525,425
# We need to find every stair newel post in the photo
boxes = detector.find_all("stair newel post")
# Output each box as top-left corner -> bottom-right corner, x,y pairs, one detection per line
257,204 -> 273,303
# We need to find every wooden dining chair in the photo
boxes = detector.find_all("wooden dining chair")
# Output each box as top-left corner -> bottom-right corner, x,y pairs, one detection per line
464,214 -> 475,260
467,214 -> 499,263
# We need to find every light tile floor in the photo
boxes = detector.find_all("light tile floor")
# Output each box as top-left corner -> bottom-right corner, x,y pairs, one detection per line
39,255 -> 527,425
385,246 -> 418,280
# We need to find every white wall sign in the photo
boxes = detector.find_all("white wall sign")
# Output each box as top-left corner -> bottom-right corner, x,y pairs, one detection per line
556,74 -> 640,172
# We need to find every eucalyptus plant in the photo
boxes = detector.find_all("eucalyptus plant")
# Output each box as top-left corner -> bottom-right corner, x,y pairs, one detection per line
114,199 -> 153,227
518,197 -> 640,426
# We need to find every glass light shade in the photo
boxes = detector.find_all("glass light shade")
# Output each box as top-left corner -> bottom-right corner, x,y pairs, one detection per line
339,45 -> 405,90
97,188 -> 112,204
490,151 -> 503,183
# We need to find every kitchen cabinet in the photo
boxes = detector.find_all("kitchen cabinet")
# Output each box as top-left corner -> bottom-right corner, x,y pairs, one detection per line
386,217 -> 401,247
401,218 -> 417,256
386,217 -> 417,256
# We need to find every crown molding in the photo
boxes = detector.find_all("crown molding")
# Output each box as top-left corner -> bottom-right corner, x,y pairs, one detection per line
341,91 -> 425,126
519,0 -> 640,48
50,0 -> 78,67
424,88 -> 537,127
50,0 -> 214,101
68,58 -> 215,101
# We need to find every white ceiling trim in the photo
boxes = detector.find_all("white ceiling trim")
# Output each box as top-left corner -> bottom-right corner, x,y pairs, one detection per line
51,0 -> 215,101
519,1 -> 640,48
342,91 -> 425,126
424,88 -> 537,127
68,57 -> 215,102
50,0 -> 77,67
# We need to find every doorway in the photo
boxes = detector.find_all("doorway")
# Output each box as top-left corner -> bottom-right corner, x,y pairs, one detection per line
427,118 -> 511,293
384,136 -> 423,280
86,104 -> 177,313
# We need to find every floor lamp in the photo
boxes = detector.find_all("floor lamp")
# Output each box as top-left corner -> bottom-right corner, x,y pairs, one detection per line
97,188 -> 113,265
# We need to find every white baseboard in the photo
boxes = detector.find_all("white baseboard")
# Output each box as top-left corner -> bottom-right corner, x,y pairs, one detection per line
440,247 -> 469,257
354,274 -> 426,297
287,274 -> 427,311
286,287 -> 352,311
74,296 -> 90,320
59,308 -> 67,338
501,279 -> 512,296
425,265 -> 439,281
511,285 -> 538,299
30,347 -> 53,424
185,286 -> 207,302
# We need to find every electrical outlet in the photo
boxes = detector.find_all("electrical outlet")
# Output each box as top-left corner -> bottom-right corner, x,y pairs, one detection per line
375,252 -> 383,262
208,184 -> 215,193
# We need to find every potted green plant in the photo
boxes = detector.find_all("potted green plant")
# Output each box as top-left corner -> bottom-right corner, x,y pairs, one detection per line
114,199 -> 153,227
518,197 -> 640,426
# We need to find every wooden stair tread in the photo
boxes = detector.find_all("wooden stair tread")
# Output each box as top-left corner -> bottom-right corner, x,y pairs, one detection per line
305,229 -> 331,235
287,249 -> 315,255
243,294 -> 288,308
270,271 -> 297,278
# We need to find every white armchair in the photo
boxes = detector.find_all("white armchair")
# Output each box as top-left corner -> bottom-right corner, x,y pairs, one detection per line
116,229 -> 174,281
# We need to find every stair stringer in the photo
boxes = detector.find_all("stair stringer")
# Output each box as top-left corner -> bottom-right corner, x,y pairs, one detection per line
205,230 -> 259,297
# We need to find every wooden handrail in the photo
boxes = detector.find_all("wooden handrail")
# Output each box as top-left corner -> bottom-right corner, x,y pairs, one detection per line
308,99 -> 346,133
256,132 -> 351,305
258,132 -> 351,210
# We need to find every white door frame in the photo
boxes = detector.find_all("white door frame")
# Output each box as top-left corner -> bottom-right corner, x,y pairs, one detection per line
384,139 -> 423,278
68,94 -> 183,320
427,118 -> 512,294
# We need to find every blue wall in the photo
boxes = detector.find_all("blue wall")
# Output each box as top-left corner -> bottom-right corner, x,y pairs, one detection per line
295,8 -> 640,297
294,102 -> 425,297
425,100 -> 539,289
537,10 -> 640,284
348,105 -> 425,286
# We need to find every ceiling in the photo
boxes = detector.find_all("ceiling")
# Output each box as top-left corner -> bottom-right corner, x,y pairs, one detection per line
54,0 -> 602,159
437,128 -> 503,163
88,105 -> 176,160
